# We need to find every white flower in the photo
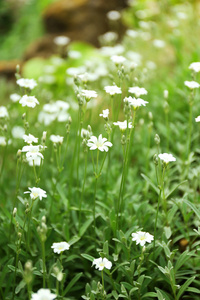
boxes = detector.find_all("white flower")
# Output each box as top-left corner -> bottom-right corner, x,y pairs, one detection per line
126,29 -> 139,39
164,90 -> 169,99
12,126 -> 25,139
104,85 -> 122,95
24,187 -> 47,200
50,135 -> 64,144
195,116 -> 200,122
31,288 -> 56,300
158,153 -> 176,163
189,62 -> 200,73
10,93 -> 21,102
184,81 -> 200,89
99,45 -> 124,56
16,78 -> 37,90
51,242 -> 70,254
23,134 -> 38,144
87,134 -> 112,152
66,66 -> 86,76
68,50 -> 82,59
22,145 -> 44,159
99,109 -> 109,119
19,95 -> 39,108
54,36 -> 70,46
81,89 -> 98,100
81,128 -> 92,139
111,55 -> 126,64
125,96 -> 148,109
27,156 -> 42,167
153,39 -> 166,48
132,231 -> 154,247
0,106 -> 9,118
107,10 -> 121,21
0,136 -> 6,146
128,86 -> 148,98
113,120 -> 133,131
92,257 -> 112,271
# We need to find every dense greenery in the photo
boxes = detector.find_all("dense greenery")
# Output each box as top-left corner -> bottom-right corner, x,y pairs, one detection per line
0,0 -> 200,299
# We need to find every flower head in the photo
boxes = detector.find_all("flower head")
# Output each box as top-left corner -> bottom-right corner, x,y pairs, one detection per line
51,242 -> 70,254
132,231 -> 154,247
113,120 -> 133,131
128,86 -> 148,98
189,62 -> 200,73
12,126 -> 25,139
17,78 -> 37,90
81,89 -> 98,100
184,81 -> 200,89
99,109 -> 109,119
0,136 -> 6,146
158,153 -> 176,163
31,288 -> 56,300
124,96 -> 148,109
10,93 -> 21,103
19,95 -> 39,108
22,145 -> 45,159
54,36 -> 70,46
50,135 -> 64,144
195,116 -> 200,122
24,187 -> 47,200
104,85 -> 122,95
111,55 -> 126,64
87,134 -> 112,152
0,106 -> 9,118
23,134 -> 38,144
92,257 -> 112,271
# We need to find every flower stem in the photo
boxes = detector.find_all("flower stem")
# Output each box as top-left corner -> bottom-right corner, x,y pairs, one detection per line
79,152 -> 88,232
41,241 -> 46,288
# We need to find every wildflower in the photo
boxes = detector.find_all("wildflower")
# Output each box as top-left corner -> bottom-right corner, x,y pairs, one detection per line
31,288 -> 56,300
0,106 -> 9,118
99,109 -> 109,119
153,39 -> 166,48
68,50 -> 82,59
126,29 -> 139,39
113,120 -> 133,131
12,126 -> 25,139
24,187 -> 47,200
81,89 -> 98,100
81,128 -> 92,139
66,66 -> 86,76
99,45 -> 124,56
195,116 -> 200,122
189,62 -> 200,73
50,135 -> 64,144
164,90 -> 169,99
10,93 -> 21,103
19,95 -> 39,108
87,134 -> 112,152
17,78 -> 37,90
158,153 -> 176,163
128,86 -> 148,98
27,156 -> 42,167
104,85 -> 122,95
92,257 -> 112,271
0,136 -> 6,146
184,81 -> 200,89
23,134 -> 38,144
107,10 -> 121,21
111,55 -> 126,64
22,145 -> 44,159
125,96 -> 148,109
132,231 -> 154,247
54,36 -> 70,46
51,242 -> 70,254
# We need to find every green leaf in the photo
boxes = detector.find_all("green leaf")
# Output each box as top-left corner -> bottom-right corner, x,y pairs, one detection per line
81,253 -> 94,262
15,280 -> 26,294
183,200 -> 200,219
155,288 -> 171,300
111,262 -> 130,275
177,276 -> 195,300
186,287 -> 200,294
175,250 -> 194,272
80,218 -> 93,237
63,272 -> 83,296
142,292 -> 157,298
103,241 -> 109,256
165,180 -> 187,200
141,173 -> 159,195
164,227 -> 172,239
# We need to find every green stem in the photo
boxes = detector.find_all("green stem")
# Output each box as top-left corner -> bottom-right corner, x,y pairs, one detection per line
79,152 -> 88,232
42,241 -> 46,288
93,177 -> 98,232
102,270 -> 105,299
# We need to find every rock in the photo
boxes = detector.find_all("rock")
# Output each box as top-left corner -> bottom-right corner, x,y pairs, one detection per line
24,0 -> 128,60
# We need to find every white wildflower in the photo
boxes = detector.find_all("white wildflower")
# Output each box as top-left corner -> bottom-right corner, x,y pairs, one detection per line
132,231 -> 154,247
87,134 -> 112,152
0,106 -> 9,118
54,36 -> 70,46
128,86 -> 148,98
104,85 -> 122,95
92,257 -> 112,271
23,134 -> 38,144
51,242 -> 70,254
158,153 -> 176,163
113,120 -> 133,131
31,288 -> 56,300
99,109 -> 109,119
24,187 -> 47,200
50,135 -> 64,144
17,78 -> 37,90
189,62 -> 200,73
184,81 -> 200,89
10,93 -> 21,103
19,95 -> 39,108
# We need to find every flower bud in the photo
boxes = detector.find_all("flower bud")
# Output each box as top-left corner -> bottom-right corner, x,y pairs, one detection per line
13,207 -> 17,217
163,101 -> 169,114
42,131 -> 47,143
164,89 -> 169,99
17,149 -> 21,159
153,154 -> 158,165
154,134 -> 160,145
